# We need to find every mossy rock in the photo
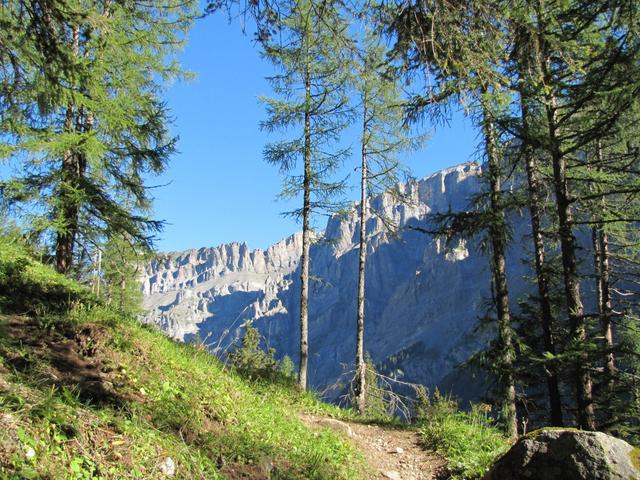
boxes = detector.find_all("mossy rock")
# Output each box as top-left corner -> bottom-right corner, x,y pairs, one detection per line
524,426 -> 579,439
631,448 -> 640,471
484,429 -> 640,480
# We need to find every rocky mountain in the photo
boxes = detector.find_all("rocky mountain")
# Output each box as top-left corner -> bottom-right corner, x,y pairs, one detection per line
141,162 -> 536,401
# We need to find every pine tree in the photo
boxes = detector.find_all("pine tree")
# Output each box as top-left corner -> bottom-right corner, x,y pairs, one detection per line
0,0 -> 196,274
260,0 -> 353,391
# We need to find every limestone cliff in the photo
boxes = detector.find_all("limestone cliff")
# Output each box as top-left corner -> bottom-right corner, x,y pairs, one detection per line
141,162 -> 534,399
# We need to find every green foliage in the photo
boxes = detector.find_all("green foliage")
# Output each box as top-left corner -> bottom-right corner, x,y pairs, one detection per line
259,0 -> 353,216
0,0 -> 197,272
100,235 -> 147,317
279,354 -> 296,380
416,388 -> 510,479
228,322 -> 278,380
359,354 -> 390,420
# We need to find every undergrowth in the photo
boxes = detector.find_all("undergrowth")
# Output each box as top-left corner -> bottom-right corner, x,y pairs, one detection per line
415,388 -> 510,479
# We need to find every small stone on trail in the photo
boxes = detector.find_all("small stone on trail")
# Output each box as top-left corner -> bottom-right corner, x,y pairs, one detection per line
382,470 -> 402,480
389,447 -> 404,454
1,413 -> 15,427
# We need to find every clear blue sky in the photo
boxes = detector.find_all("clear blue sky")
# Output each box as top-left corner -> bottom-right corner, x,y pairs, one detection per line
155,13 -> 479,253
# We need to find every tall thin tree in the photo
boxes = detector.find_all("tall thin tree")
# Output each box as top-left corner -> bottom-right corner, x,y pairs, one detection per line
352,25 -> 419,415
260,0 -> 353,390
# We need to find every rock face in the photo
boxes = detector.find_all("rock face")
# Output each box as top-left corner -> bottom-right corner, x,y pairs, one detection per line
484,429 -> 640,480
140,162 -> 541,399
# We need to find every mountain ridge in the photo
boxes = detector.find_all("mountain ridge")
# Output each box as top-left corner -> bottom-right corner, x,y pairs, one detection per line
141,161 -> 532,400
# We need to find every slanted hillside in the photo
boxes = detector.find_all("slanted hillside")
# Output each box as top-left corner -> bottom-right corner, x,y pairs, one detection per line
0,240 -> 365,479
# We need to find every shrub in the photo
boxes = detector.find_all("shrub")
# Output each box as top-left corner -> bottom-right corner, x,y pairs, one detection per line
228,322 -> 279,380
416,388 -> 510,479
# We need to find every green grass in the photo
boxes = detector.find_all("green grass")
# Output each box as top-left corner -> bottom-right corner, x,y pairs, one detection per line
416,391 -> 511,479
0,240 -> 91,315
0,310 -> 365,479
0,239 -> 366,479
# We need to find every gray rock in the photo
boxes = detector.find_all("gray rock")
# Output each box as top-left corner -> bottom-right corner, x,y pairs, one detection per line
382,471 -> 402,480
483,429 -> 640,480
317,418 -> 354,437
159,457 -> 175,477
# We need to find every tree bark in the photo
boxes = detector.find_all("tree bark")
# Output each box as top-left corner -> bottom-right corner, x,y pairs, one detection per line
354,106 -> 368,415
298,60 -> 312,392
519,85 -> 564,427
55,25 -> 81,275
483,103 -> 518,440
594,143 -> 616,395
542,80 -> 594,430
546,102 -> 594,429
598,228 -> 615,392
56,104 -> 78,273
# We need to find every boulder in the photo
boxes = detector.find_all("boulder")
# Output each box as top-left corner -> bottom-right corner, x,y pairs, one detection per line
484,429 -> 640,480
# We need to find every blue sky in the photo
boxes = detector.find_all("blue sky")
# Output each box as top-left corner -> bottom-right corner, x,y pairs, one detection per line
155,13 -> 479,253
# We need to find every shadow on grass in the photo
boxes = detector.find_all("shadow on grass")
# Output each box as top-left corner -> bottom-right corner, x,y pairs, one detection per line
0,315 -> 127,407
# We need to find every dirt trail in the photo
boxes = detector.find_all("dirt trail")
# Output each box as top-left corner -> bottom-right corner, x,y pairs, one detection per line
301,415 -> 447,480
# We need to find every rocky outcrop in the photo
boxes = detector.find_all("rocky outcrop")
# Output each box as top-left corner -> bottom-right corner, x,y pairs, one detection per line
141,234 -> 302,341
484,429 -> 640,480
140,162 -> 545,399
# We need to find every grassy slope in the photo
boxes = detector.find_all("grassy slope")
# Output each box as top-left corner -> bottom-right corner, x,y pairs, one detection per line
0,241 -> 365,479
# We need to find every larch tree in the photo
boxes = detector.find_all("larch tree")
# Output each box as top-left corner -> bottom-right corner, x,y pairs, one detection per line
0,0 -> 196,274
387,0 -> 519,438
352,23 -> 420,415
260,0 -> 353,391
507,0 -> 640,429
506,7 -> 564,426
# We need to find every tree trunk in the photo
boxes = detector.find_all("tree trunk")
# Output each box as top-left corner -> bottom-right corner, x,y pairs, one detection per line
56,102 -> 78,274
594,142 -> 615,395
546,103 -> 594,429
519,86 -> 564,427
534,1 -> 594,429
354,110 -> 368,415
483,103 -> 518,440
298,62 -> 312,392
598,228 -> 615,392
55,25 -> 81,275
543,85 -> 594,430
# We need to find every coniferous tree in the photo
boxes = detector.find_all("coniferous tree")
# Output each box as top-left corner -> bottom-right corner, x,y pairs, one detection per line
507,11 -> 565,427
260,0 -> 353,391
0,0 -> 196,274
506,0 -> 640,429
101,234 -> 147,316
387,0 -> 519,438
352,23 -> 420,415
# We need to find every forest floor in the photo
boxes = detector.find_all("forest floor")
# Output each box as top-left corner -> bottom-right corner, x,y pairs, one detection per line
301,414 -> 448,480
